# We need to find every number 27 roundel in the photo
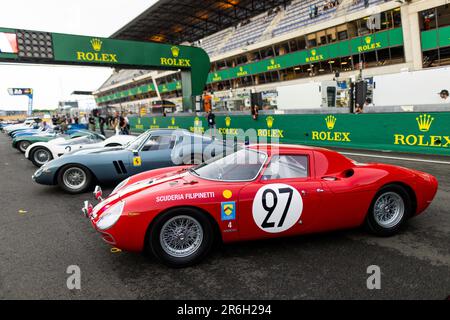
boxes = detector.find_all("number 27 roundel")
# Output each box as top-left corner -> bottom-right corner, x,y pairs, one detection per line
252,184 -> 303,233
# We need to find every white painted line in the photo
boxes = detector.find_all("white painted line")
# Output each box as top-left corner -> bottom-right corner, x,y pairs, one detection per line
341,152 -> 450,165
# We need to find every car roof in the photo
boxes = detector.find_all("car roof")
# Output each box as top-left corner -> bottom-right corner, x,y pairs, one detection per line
247,143 -> 330,155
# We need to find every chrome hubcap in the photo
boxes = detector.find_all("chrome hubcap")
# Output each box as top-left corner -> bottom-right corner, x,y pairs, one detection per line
34,149 -> 51,165
63,168 -> 86,190
160,215 -> 203,258
374,192 -> 405,228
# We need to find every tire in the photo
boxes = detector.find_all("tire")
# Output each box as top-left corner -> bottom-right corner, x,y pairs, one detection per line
18,140 -> 31,153
365,184 -> 412,237
148,207 -> 215,268
57,164 -> 93,194
30,147 -> 53,167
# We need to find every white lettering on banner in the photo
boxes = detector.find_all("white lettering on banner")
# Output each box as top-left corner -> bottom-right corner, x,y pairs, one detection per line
156,192 -> 215,203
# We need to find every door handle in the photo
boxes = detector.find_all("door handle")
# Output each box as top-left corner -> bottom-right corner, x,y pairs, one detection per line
316,188 -> 325,193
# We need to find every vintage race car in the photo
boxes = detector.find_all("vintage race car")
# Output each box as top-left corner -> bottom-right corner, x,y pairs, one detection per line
25,134 -> 135,167
82,144 -> 438,268
33,129 -> 234,194
12,130 -> 99,153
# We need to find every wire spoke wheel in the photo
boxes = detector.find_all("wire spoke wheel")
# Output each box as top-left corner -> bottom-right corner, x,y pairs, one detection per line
160,215 -> 203,258
62,167 -> 87,190
19,141 -> 30,152
373,192 -> 405,228
34,149 -> 51,165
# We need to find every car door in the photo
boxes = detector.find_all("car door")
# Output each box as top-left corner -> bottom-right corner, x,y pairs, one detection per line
238,152 -> 324,241
128,133 -> 176,174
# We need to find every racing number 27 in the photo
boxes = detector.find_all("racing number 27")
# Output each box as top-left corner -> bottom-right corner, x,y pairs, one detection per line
252,183 -> 303,233
261,188 -> 293,228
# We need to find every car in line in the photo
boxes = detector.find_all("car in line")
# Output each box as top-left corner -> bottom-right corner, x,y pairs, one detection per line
25,133 -> 135,167
82,144 -> 438,268
33,129 -> 235,194
12,129 -> 100,153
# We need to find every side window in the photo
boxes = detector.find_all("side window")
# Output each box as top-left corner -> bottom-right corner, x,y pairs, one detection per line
141,135 -> 174,151
262,155 -> 309,180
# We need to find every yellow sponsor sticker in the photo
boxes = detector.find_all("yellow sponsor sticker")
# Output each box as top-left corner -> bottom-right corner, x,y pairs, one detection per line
223,190 -> 233,199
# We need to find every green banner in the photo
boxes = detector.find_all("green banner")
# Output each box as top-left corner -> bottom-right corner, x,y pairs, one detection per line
421,25 -> 450,51
129,112 -> 450,156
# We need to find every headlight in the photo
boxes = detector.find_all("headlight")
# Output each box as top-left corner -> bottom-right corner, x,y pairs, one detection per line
111,178 -> 130,195
96,201 -> 125,231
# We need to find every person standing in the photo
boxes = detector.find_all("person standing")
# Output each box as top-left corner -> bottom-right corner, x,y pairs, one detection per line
251,105 -> 259,120
203,91 -> 212,113
207,110 -> 216,138
88,113 -> 96,131
98,113 -> 106,136
439,89 -> 449,103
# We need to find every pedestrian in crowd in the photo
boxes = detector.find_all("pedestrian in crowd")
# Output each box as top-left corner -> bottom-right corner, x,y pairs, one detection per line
88,113 -> 96,131
51,114 -> 57,126
120,112 -> 129,135
80,114 -> 88,126
355,103 -> 364,114
74,114 -> 79,125
251,105 -> 259,120
207,110 -> 216,138
364,98 -> 374,107
98,113 -> 106,136
41,121 -> 49,131
203,90 -> 212,113
439,89 -> 449,103
60,117 -> 68,133
113,111 -> 121,135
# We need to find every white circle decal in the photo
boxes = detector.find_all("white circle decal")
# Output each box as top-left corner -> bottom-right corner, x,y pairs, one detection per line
252,184 -> 303,233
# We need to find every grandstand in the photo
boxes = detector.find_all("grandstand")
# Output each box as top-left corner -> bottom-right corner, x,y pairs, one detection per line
94,0 -> 450,113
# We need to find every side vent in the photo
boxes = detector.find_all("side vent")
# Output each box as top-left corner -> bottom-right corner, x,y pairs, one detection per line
118,160 -> 127,174
113,161 -> 122,174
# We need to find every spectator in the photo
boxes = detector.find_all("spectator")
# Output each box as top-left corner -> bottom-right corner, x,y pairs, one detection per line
207,110 -> 216,138
60,117 -> 68,133
51,114 -> 57,126
119,112 -> 128,135
41,121 -> 49,131
355,103 -> 364,114
88,113 -> 96,131
98,113 -> 106,136
439,89 -> 449,103
203,90 -> 212,113
113,111 -> 121,135
251,105 -> 259,120
364,98 -> 374,107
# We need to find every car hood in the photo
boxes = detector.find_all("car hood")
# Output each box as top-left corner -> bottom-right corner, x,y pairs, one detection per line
69,146 -> 125,155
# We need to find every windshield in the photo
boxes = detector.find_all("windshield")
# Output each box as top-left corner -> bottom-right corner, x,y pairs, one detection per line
126,131 -> 150,150
191,149 -> 267,181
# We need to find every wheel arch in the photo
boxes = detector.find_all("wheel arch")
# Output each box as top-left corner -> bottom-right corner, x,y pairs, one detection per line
143,205 -> 223,252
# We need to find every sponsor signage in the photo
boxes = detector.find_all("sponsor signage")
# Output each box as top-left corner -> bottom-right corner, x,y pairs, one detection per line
128,112 -> 450,156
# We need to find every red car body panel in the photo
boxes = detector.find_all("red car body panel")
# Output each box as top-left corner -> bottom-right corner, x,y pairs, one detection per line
89,145 -> 438,252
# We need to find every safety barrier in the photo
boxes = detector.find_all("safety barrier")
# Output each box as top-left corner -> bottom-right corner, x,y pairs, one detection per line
129,112 -> 450,156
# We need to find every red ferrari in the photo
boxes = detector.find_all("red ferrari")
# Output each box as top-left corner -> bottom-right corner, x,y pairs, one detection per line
83,145 -> 438,267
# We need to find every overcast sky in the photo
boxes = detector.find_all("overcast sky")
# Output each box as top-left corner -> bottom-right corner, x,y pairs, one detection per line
0,0 -> 158,111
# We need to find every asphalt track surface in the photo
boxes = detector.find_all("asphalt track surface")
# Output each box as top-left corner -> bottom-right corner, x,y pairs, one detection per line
0,133 -> 449,300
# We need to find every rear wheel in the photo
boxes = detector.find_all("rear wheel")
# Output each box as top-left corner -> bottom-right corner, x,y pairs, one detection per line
30,147 -> 53,167
148,208 -> 214,268
57,164 -> 92,194
18,140 -> 31,153
365,185 -> 412,237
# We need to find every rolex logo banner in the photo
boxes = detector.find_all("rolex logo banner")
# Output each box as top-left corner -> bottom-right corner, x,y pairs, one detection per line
128,112 -> 450,156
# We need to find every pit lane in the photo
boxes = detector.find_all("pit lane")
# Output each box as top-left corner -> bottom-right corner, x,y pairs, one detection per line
0,133 -> 448,299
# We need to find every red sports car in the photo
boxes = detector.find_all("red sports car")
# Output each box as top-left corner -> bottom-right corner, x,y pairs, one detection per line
83,145 -> 438,267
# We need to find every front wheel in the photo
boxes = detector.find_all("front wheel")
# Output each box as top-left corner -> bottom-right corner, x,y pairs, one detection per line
148,208 -> 214,268
365,185 -> 412,237
57,164 -> 93,194
18,140 -> 31,153
30,147 -> 53,167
